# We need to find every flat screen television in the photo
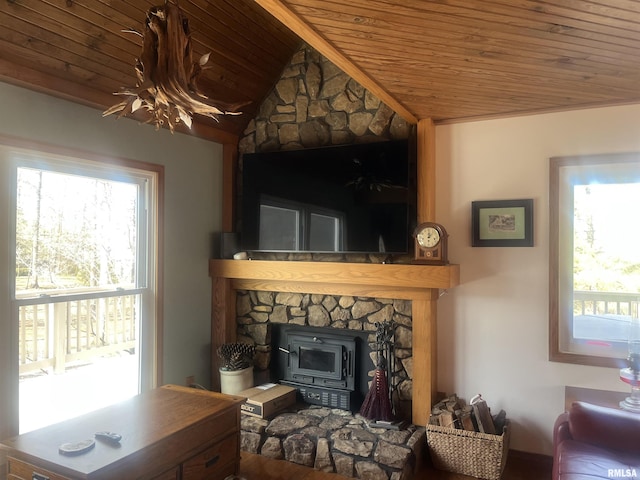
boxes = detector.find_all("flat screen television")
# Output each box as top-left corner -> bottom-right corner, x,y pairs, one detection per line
240,139 -> 415,254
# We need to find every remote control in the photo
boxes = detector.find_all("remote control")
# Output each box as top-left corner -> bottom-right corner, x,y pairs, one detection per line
95,431 -> 122,444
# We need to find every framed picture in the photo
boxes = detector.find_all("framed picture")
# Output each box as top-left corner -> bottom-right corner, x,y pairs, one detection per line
471,199 -> 533,247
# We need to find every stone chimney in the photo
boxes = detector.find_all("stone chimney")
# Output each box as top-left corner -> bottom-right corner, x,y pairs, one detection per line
238,43 -> 412,154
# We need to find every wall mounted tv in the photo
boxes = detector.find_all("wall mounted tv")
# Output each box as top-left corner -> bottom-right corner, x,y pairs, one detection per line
240,139 -> 415,254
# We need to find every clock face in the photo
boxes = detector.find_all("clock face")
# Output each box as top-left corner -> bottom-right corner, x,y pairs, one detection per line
417,226 -> 440,248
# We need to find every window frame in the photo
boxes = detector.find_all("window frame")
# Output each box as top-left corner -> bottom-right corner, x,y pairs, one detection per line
258,195 -> 345,252
549,152 -> 640,367
0,134 -> 163,438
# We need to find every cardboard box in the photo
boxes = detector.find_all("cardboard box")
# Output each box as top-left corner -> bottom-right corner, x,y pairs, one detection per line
238,383 -> 297,418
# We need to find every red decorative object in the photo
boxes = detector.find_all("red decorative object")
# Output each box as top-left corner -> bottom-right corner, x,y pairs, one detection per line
360,365 -> 394,421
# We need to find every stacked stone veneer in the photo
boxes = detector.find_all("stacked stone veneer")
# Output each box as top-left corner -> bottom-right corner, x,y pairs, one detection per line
241,406 -> 425,480
238,43 -> 411,155
236,290 -> 414,420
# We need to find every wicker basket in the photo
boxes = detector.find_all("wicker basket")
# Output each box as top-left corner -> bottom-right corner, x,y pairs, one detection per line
426,420 -> 510,480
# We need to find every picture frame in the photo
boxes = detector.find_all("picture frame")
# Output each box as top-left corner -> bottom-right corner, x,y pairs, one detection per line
471,199 -> 533,247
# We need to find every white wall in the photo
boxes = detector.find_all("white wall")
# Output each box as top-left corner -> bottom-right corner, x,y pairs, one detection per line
435,104 -> 640,455
0,82 -> 223,390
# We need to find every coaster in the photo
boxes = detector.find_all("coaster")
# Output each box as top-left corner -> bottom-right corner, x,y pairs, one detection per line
58,438 -> 96,456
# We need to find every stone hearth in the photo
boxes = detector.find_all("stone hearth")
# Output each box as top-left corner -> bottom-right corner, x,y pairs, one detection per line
240,405 -> 425,480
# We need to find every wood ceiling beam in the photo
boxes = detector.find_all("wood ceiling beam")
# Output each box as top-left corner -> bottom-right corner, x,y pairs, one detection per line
417,119 -> 436,223
253,0 -> 419,125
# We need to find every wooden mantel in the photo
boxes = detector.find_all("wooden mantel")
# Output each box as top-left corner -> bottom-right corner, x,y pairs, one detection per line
209,259 -> 460,426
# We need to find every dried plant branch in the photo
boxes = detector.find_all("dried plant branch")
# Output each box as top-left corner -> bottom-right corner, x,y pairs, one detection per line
217,343 -> 256,371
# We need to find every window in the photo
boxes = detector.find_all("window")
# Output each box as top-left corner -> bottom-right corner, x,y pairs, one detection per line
550,153 -> 640,367
15,166 -> 144,293
0,142 -> 162,435
258,196 -> 344,252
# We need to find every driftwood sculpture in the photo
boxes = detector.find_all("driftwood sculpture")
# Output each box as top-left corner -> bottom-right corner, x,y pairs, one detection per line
103,1 -> 246,132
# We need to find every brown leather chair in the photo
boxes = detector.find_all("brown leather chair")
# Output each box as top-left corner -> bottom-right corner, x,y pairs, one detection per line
553,401 -> 640,480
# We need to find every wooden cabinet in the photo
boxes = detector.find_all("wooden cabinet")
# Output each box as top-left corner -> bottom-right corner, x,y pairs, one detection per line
8,458 -> 71,480
151,467 -> 180,480
181,434 -> 238,480
2,385 -> 245,480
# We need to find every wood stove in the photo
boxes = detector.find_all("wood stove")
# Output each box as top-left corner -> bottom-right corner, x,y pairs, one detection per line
273,325 -> 369,411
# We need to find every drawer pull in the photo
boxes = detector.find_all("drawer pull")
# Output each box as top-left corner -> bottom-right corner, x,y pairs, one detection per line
32,474 -> 50,480
205,454 -> 220,468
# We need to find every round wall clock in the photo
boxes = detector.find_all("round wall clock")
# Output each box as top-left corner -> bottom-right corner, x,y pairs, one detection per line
413,222 -> 449,264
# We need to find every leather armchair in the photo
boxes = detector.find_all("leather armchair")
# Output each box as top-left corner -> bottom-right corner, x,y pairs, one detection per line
553,401 -> 640,480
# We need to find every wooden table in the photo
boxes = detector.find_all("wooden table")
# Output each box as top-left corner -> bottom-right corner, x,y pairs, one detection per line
564,386 -> 629,411
1,385 -> 245,480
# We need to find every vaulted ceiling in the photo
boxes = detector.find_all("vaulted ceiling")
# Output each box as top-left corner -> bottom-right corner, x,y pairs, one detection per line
2,0 -> 639,143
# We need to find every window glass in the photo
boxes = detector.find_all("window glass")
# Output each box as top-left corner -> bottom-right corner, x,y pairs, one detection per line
309,213 -> 341,251
259,204 -> 300,250
258,196 -> 344,252
16,167 -> 140,294
550,153 -> 640,367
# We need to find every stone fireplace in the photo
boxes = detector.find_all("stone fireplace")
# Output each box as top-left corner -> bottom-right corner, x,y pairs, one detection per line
236,293 -> 425,480
209,259 -> 460,426
236,290 -> 414,420
210,259 -> 459,479
208,39 -> 457,479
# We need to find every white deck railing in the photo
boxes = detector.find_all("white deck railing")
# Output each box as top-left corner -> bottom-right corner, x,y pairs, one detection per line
574,290 -> 640,318
16,287 -> 141,375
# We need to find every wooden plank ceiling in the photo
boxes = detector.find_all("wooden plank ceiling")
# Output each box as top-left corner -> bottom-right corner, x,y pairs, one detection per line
0,0 -> 301,143
261,0 -> 640,124
1,0 -> 639,143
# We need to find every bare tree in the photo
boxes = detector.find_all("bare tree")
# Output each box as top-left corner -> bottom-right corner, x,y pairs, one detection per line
28,171 -> 43,289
